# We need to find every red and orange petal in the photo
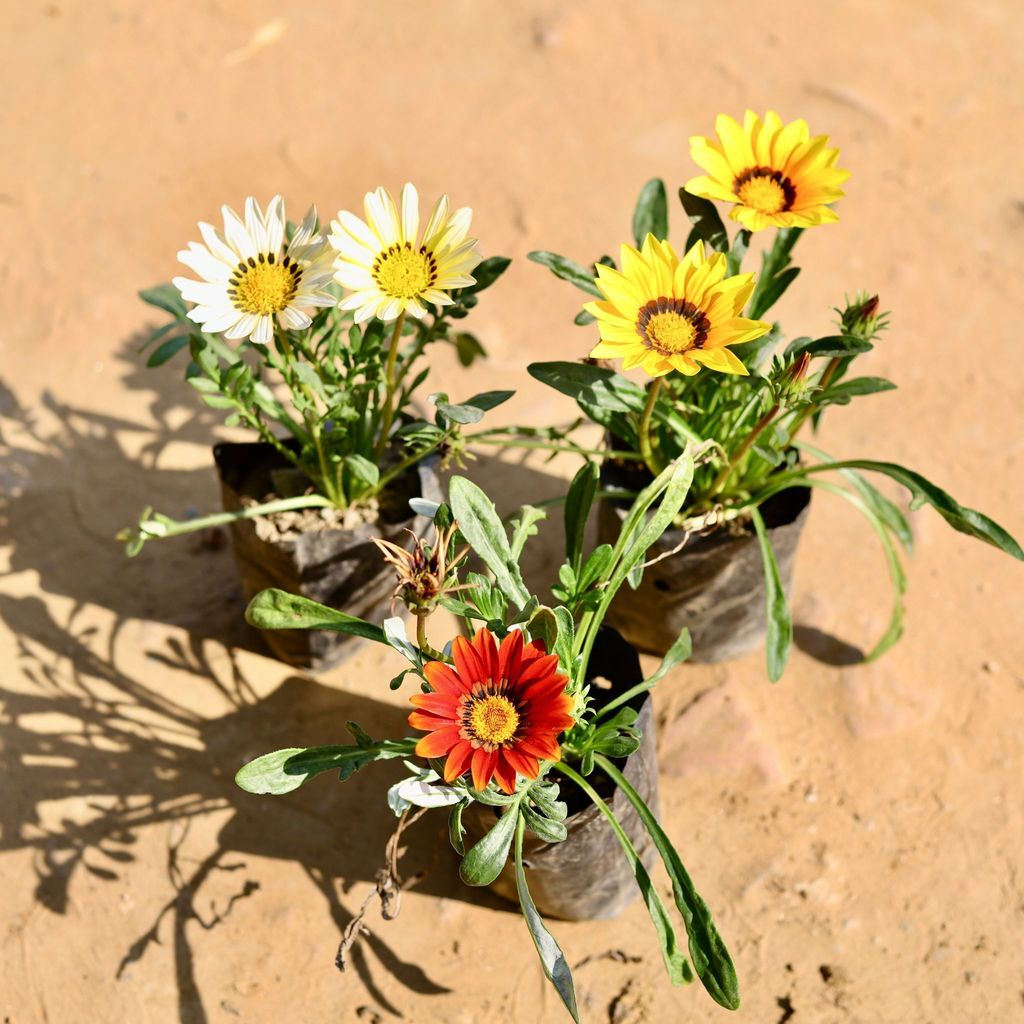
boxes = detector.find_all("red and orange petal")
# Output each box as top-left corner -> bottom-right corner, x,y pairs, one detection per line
407,626 -> 573,795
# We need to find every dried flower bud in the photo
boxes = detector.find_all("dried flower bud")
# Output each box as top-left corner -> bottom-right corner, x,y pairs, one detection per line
373,523 -> 471,613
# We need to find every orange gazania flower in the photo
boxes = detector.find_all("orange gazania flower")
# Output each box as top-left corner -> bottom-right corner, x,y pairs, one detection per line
408,628 -> 575,795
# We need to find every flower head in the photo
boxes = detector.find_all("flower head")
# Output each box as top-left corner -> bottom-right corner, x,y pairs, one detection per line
838,292 -> 888,340
685,111 -> 850,231
408,628 -> 575,795
373,522 -> 470,613
582,235 -> 771,378
173,197 -> 336,343
330,183 -> 480,323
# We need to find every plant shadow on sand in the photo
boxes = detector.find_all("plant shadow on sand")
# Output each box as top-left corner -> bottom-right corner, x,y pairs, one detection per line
0,343 -> 593,1023
0,591 -> 524,1023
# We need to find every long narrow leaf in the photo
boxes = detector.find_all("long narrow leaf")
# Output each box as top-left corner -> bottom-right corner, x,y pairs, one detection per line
513,816 -> 581,1023
632,178 -> 669,246
449,476 -> 532,609
750,507 -> 791,682
564,461 -> 599,572
594,628 -> 691,721
245,589 -> 386,643
592,755 -> 738,1010
557,763 -> 692,988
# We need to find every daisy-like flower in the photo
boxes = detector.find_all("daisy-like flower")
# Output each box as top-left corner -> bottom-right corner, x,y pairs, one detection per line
685,111 -> 850,232
329,183 -> 480,323
583,235 -> 771,377
173,196 -> 337,344
408,628 -> 575,795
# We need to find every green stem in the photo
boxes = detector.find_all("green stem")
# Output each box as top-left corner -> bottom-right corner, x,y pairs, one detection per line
376,311 -> 408,460
393,314 -> 442,393
467,435 -> 643,460
786,355 -> 842,441
376,433 -> 448,494
129,494 -> 334,542
277,330 -> 339,505
638,377 -> 664,477
706,402 -> 779,499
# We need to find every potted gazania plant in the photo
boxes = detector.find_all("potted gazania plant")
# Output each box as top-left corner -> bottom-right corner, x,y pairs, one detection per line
118,186 -> 511,669
523,111 -> 1022,679
235,458 -> 739,1020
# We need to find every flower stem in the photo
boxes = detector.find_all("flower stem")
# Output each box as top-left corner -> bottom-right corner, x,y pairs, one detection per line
638,377 -> 664,477
707,402 -> 779,499
787,355 -> 842,441
376,311 -> 408,460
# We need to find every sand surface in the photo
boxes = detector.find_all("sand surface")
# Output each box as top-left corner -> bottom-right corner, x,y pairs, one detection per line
3,2 -> 1023,1022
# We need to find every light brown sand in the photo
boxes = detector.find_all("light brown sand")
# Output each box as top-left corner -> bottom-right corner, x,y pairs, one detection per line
2,2 -> 1023,1021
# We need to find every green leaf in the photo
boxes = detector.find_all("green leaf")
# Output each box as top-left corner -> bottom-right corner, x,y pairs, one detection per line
245,589 -> 387,643
558,764 -> 693,990
464,255 -> 511,294
678,188 -> 728,252
594,627 -> 692,721
591,756 -> 737,1009
632,178 -> 668,247
449,477 -> 531,609
784,334 -> 874,360
526,606 -> 558,652
454,332 -> 487,367
801,459 -> 1023,560
510,505 -> 547,560
842,468 -> 913,552
435,389 -> 515,426
235,738 -> 416,796
521,804 -> 568,843
527,251 -> 602,297
460,805 -> 519,885
747,228 -> 804,319
815,376 -> 897,406
574,309 -> 596,326
343,454 -> 380,494
529,360 -> 643,414
564,461 -> 599,571
748,266 -> 799,319
801,477 -> 906,662
726,228 -> 751,276
139,283 -> 187,318
449,801 -> 468,855
751,506 -> 791,682
553,606 -> 575,677
146,332 -> 189,367
514,816 -> 580,1023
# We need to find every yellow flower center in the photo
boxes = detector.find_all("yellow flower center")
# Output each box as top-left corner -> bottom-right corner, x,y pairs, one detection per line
734,167 -> 796,215
645,312 -> 697,353
636,297 -> 711,355
229,254 -> 301,315
469,694 -> 520,745
373,242 -> 438,299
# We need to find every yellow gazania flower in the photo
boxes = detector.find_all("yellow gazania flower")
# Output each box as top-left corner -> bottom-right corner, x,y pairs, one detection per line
582,235 -> 771,378
684,111 -> 850,232
329,183 -> 480,323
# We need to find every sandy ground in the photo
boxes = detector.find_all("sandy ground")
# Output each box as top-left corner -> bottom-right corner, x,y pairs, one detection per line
3,1 -> 1023,1022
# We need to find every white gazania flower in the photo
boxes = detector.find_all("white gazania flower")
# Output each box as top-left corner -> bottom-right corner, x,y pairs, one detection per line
329,183 -> 481,323
172,196 -> 336,344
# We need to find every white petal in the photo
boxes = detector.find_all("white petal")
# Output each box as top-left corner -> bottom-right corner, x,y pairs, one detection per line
330,210 -> 380,254
364,186 -> 400,246
289,204 -> 317,249
252,315 -> 274,344
225,313 -> 258,339
438,206 -> 472,249
172,276 -> 228,304
245,197 -> 269,252
222,204 -> 257,259
420,194 -> 450,250
198,221 -> 239,267
404,296 -> 427,318
400,182 -> 419,244
334,263 -> 375,289
278,306 -> 311,330
354,298 -> 383,323
203,308 -> 246,334
177,243 -> 231,283
266,195 -> 286,253
378,297 -> 403,321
